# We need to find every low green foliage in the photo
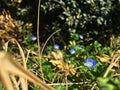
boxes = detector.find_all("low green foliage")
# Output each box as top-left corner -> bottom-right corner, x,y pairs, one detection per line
97,77 -> 120,90
21,33 -> 119,89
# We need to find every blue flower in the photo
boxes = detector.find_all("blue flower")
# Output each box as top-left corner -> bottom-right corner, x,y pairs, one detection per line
70,48 -> 76,54
84,58 -> 97,68
30,36 -> 37,41
54,44 -> 60,49
79,34 -> 83,39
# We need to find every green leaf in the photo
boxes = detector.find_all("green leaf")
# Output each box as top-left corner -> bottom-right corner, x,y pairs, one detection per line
70,33 -> 79,40
53,85 -> 66,90
94,41 -> 101,48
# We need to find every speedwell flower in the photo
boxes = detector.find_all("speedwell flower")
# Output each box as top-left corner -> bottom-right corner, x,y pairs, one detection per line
70,48 -> 76,54
54,44 -> 60,49
30,36 -> 37,41
79,34 -> 83,39
84,58 -> 97,68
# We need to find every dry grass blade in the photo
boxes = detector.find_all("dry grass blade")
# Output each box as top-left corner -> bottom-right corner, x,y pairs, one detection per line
4,38 -> 28,90
91,51 -> 120,90
103,54 -> 120,77
0,51 -> 53,90
10,75 -> 20,90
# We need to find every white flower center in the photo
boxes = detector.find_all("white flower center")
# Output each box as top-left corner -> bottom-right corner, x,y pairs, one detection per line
87,62 -> 93,66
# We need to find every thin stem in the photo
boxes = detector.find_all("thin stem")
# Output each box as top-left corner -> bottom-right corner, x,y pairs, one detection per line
40,29 -> 61,56
65,74 -> 68,90
37,0 -> 44,81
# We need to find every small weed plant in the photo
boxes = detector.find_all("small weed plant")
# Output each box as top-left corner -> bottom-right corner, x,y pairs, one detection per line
21,33 -> 120,90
